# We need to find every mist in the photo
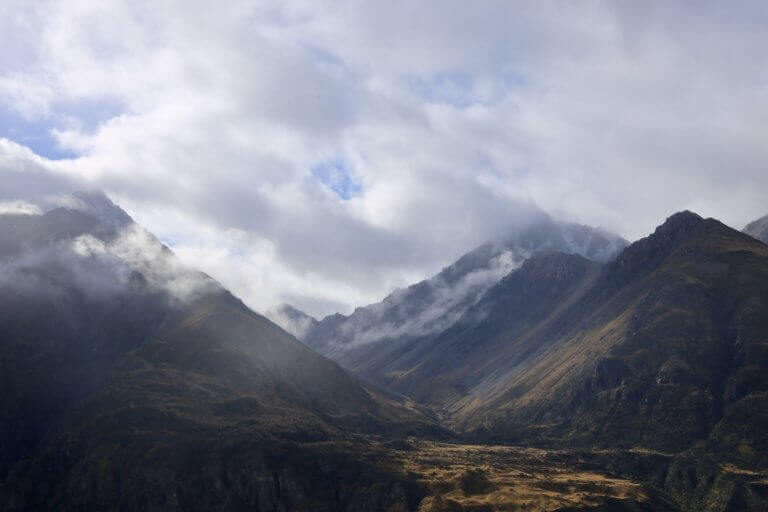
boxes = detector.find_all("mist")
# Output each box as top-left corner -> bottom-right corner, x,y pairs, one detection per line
0,210 -> 218,307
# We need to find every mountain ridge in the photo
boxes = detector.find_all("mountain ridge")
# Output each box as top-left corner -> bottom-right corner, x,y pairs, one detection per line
3,196 -> 768,511
435,211 -> 768,456
743,212 -> 768,244
296,215 -> 628,366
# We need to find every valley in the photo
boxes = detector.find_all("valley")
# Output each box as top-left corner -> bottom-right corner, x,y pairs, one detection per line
1,194 -> 768,511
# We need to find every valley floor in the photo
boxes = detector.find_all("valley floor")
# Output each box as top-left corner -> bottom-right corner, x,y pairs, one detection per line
387,441 -> 650,511
309,439 -> 728,511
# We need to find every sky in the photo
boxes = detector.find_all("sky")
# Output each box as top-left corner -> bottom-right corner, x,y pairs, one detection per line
1,1 -> 767,318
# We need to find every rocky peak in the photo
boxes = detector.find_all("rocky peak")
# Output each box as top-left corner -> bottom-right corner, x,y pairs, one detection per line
609,210 -> 705,280
743,213 -> 768,244
68,190 -> 134,229
652,210 -> 704,239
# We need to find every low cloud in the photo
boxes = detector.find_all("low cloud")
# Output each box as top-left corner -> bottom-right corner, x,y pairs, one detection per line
72,225 -> 218,302
0,220 -> 217,305
330,248 -> 527,348
265,304 -> 317,339
0,200 -> 41,215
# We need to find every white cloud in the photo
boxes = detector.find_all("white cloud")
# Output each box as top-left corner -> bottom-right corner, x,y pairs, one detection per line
1,1 -> 768,317
0,231 -> 214,315
0,200 -> 42,215
70,225 -> 217,302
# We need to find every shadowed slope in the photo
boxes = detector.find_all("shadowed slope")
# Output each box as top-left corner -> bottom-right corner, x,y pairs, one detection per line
299,216 -> 627,392
0,201 -> 435,511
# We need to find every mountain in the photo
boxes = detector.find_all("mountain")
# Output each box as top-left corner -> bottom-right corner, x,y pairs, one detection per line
296,211 -> 768,510
298,214 -> 627,371
4,195 -> 767,511
296,210 -> 768,458
265,303 -> 319,339
359,210 -> 768,455
0,196 -> 436,511
743,213 -> 768,244
454,211 -> 768,456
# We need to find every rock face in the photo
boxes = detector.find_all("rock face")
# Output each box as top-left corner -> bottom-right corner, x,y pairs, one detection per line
297,215 -> 627,388
743,213 -> 768,244
0,198 -> 432,511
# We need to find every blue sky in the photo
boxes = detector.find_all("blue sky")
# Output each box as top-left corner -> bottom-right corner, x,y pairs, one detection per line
311,158 -> 362,200
0,96 -> 123,160
0,105 -> 77,160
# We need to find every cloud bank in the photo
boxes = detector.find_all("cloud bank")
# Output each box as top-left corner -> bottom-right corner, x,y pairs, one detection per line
0,219 -> 216,305
1,1 -> 767,317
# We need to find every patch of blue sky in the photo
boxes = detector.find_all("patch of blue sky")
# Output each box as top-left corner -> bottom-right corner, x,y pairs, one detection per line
311,158 -> 362,200
404,70 -> 528,108
0,104 -> 78,160
301,43 -> 347,70
158,235 -> 177,248
406,70 -> 475,108
0,96 -> 123,160
52,96 -> 124,134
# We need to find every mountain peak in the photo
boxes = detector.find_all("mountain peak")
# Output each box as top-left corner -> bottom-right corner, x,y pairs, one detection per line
273,303 -> 317,322
608,210 -> 706,282
633,210 -> 705,249
64,190 -> 134,229
655,210 -> 704,234
265,303 -> 319,339
744,213 -> 768,244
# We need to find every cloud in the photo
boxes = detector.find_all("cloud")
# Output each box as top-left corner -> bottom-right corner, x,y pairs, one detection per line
0,139 -> 86,204
331,248 -> 527,348
1,1 -> 768,317
0,200 -> 42,215
0,220 -> 216,304
264,304 -> 317,339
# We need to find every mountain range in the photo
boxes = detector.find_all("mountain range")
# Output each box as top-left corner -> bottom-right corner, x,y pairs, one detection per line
295,215 -> 627,368
284,209 -> 768,510
2,191 -> 768,511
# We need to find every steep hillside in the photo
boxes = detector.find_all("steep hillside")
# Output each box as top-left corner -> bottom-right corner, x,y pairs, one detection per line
0,198 -> 434,511
299,215 -> 627,378
290,210 -> 768,510
295,210 -> 768,470
326,252 -> 601,410
457,211 -> 768,467
3,197 -> 767,511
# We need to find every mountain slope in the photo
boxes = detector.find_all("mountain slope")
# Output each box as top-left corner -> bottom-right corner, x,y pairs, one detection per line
0,197 -> 434,511
355,210 -> 768,473
371,252 -> 602,408
298,215 -> 627,381
743,213 -> 768,244
265,303 -> 319,339
286,210 -> 768,510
